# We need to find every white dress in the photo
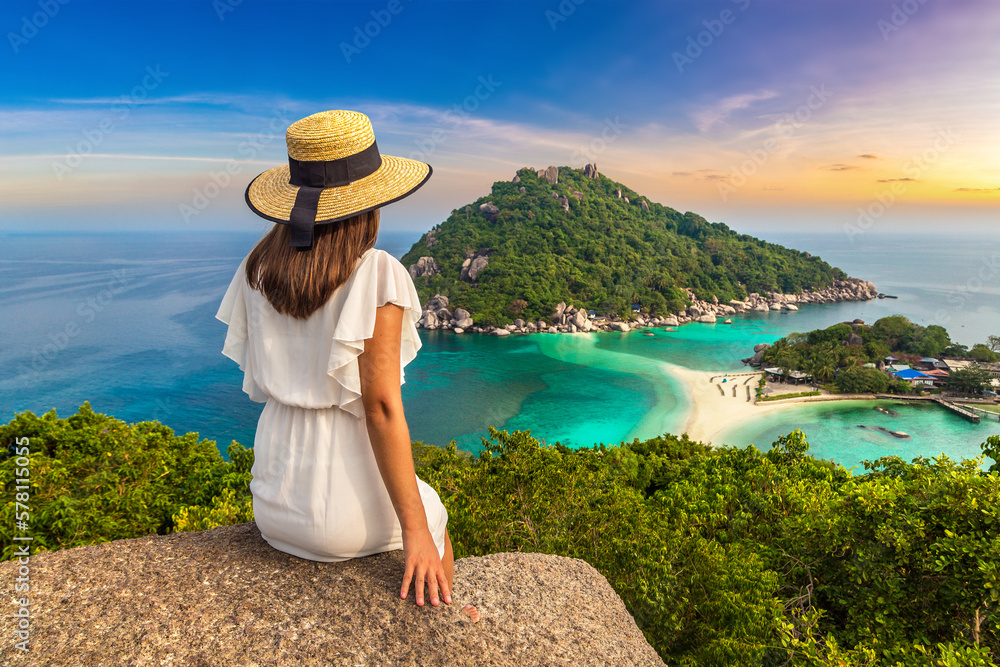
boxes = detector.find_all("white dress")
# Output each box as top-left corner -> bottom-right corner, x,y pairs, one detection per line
215,247 -> 448,562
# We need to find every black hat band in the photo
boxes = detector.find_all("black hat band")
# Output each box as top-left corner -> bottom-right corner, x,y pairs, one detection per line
286,140 -> 382,250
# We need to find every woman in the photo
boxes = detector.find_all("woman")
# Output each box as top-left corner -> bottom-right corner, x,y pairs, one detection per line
216,110 -> 452,607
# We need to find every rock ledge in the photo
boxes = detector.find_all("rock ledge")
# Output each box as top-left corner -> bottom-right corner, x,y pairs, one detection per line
1,522 -> 664,666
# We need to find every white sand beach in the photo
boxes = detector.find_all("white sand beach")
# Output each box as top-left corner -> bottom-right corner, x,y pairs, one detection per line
664,365 -> 851,445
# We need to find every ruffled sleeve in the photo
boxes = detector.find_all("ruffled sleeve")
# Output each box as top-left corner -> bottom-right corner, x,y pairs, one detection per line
327,249 -> 423,418
215,255 -> 269,403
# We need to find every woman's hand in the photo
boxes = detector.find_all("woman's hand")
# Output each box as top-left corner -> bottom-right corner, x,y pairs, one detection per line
400,526 -> 452,607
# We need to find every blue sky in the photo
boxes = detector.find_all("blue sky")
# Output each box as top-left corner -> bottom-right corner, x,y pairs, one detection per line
1,0 -> 998,238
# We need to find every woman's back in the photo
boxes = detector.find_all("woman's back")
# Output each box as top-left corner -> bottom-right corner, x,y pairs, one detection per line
215,245 -> 446,564
217,247 -> 422,415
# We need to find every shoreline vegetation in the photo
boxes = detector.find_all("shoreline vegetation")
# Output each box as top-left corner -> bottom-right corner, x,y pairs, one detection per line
3,404 -> 998,665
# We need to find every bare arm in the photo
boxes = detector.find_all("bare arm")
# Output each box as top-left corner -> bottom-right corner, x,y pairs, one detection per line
358,303 -> 451,607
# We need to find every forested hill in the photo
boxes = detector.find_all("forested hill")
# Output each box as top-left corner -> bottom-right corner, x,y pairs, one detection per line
400,165 -> 849,325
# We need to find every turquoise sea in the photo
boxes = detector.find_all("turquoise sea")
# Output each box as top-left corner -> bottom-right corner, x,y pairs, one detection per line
1,229 -> 998,471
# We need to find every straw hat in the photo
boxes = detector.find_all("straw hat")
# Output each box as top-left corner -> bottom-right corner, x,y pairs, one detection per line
244,110 -> 431,249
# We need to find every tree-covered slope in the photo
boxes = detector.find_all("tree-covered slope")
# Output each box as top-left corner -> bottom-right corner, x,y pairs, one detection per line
401,166 -> 848,325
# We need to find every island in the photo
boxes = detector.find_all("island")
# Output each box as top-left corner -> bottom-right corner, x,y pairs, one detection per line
402,164 -> 878,335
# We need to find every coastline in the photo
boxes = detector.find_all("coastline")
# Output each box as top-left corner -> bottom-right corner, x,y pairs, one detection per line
662,364 -> 908,446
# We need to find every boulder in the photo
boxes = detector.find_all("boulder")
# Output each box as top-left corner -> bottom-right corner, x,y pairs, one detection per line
753,343 -> 770,353
847,332 -> 863,347
613,189 -> 622,198
512,174 -> 520,183
422,310 -> 439,329
573,310 -> 588,329
519,186 -> 526,194
784,304 -> 799,311
453,327 -> 464,334
623,196 -> 629,204
583,163 -> 598,178
724,318 -> 733,324
559,196 -> 570,212
537,166 -> 559,184
753,303 -> 770,312
514,318 -> 525,328
408,256 -> 441,279
436,308 -> 453,321
455,317 -> 474,329
426,294 -> 449,311
547,326 -> 558,334
571,190 -> 584,201
479,202 -> 499,222
453,308 -> 471,321
609,322 -> 631,333
492,328 -> 510,336
697,314 -> 717,323
662,316 -> 679,327
0,522 -> 664,667
640,200 -> 649,213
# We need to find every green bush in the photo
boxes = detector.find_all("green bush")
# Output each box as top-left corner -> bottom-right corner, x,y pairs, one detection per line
4,406 -> 999,665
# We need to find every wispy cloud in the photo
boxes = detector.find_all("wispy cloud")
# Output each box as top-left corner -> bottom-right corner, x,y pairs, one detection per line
876,177 -> 917,183
955,187 -> 1000,193
858,153 -> 879,159
821,163 -> 859,171
693,90 -> 779,133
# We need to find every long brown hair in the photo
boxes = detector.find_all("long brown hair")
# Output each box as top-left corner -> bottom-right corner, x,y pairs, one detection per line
245,209 -> 380,319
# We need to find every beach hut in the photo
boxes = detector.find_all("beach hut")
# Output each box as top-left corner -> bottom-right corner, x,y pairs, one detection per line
895,368 -> 935,387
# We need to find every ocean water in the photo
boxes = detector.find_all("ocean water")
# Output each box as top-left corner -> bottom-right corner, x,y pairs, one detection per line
1,229 -> 997,466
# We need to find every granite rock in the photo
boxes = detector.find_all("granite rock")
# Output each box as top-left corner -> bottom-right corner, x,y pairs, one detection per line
0,522 -> 664,666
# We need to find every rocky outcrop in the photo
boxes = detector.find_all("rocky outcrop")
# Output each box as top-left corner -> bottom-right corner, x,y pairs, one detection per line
519,186 -> 526,194
512,174 -> 520,183
743,342 -> 771,366
559,195 -> 570,212
640,200 -> 649,213
583,163 -> 598,179
425,227 -> 439,248
460,251 -> 491,283
537,165 -> 559,185
0,522 -> 664,666
613,189 -> 622,198
479,202 -> 499,222
408,256 -> 441,279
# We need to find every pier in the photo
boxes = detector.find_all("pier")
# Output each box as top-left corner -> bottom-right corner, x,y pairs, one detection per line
875,394 -> 982,423
967,405 -> 1000,422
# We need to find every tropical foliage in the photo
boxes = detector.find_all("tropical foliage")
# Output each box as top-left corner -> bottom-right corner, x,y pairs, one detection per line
762,315 -> 998,394
400,167 -> 847,325
3,405 -> 999,665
